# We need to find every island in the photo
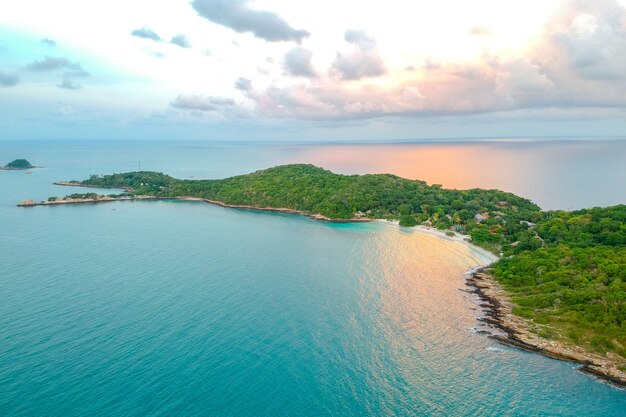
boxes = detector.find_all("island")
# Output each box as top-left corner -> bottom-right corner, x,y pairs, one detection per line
17,164 -> 626,386
1,159 -> 37,170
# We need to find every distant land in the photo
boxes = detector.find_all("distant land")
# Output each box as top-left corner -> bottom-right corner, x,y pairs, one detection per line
1,159 -> 36,170
18,164 -> 626,386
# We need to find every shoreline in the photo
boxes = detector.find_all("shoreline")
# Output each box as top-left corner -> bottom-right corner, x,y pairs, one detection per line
18,184 -> 625,387
17,194 -> 371,223
467,268 -> 626,388
376,220 -> 499,264
1,166 -> 39,170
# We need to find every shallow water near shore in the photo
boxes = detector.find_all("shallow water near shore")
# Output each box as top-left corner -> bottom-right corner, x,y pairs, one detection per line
1,139 -> 625,416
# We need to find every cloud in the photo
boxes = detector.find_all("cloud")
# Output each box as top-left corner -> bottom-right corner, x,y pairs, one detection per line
232,0 -> 626,122
343,30 -> 376,49
131,27 -> 161,42
65,69 -> 90,77
171,34 -> 191,48
58,76 -> 82,90
521,0 -> 626,111
0,71 -> 20,87
469,26 -> 491,36
25,56 -> 86,73
171,94 -> 235,111
283,47 -> 316,77
24,56 -> 89,89
192,0 -> 310,42
41,38 -> 56,47
234,55 -> 562,120
537,0 -> 626,81
234,77 -> 252,91
332,30 -> 386,80
333,53 -> 386,81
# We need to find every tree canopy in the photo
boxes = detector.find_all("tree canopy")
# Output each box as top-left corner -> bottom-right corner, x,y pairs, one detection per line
5,159 -> 34,169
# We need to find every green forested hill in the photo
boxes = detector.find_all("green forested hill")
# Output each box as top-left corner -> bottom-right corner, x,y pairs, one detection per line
3,159 -> 34,169
78,164 -> 540,233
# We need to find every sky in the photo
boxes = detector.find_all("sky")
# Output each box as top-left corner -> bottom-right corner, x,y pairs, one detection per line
1,0 -> 626,141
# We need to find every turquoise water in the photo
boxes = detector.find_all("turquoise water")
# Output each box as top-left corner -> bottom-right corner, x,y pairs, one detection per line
1,140 -> 625,416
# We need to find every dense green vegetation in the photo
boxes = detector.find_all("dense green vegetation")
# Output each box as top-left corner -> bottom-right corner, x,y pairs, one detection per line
4,159 -> 34,169
65,164 -> 625,359
78,164 -> 540,231
491,205 -> 626,359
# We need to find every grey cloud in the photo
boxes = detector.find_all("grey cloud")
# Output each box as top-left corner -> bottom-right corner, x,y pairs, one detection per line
344,30 -> 376,50
524,0 -> 626,109
234,77 -> 252,91
41,38 -> 56,47
65,68 -> 90,77
25,56 -> 89,89
171,34 -> 191,48
58,76 -> 82,90
192,0 -> 310,42
542,1 -> 626,81
171,94 -> 235,111
131,27 -> 162,42
333,30 -> 386,80
0,71 -> 19,87
333,52 -> 386,80
283,47 -> 316,77
26,56 -> 85,72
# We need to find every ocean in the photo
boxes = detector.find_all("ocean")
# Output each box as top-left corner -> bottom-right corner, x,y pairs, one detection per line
1,138 -> 625,416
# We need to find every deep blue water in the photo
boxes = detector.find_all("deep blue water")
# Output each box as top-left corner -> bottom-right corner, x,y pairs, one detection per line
1,140 -> 625,416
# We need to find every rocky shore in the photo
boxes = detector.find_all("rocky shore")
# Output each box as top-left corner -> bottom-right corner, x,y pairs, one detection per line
467,268 -> 626,388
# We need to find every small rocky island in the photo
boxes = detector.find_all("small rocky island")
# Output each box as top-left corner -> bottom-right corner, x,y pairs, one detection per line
1,159 -> 37,170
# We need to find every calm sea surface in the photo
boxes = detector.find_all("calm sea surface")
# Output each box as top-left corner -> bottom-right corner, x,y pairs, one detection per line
1,139 -> 625,416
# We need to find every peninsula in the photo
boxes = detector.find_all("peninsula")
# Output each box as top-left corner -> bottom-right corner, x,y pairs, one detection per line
18,164 -> 626,386
1,159 -> 37,170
